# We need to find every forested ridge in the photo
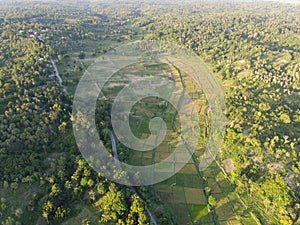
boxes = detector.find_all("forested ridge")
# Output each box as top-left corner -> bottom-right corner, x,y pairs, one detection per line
0,1 -> 299,224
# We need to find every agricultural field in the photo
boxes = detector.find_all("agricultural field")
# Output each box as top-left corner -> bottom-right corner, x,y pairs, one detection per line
99,61 -> 259,224
1,0 -> 299,224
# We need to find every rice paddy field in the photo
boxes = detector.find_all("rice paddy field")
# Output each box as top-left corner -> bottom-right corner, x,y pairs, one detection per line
99,61 -> 259,225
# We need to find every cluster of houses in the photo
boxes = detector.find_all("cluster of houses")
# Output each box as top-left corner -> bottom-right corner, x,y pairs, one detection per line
26,30 -> 60,93
28,29 -> 46,43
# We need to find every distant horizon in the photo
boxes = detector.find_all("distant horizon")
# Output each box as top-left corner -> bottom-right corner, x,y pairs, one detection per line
1,0 -> 300,3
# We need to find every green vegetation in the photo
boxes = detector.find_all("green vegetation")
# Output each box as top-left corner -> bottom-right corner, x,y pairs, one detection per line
0,0 -> 299,224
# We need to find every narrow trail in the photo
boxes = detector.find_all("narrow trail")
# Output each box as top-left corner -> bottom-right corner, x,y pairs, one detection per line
109,132 -> 158,225
38,36 -> 67,94
49,56 -> 67,94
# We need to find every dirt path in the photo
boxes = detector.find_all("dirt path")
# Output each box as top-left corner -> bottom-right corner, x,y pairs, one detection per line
110,132 -> 158,225
37,36 -> 67,94
49,56 -> 67,94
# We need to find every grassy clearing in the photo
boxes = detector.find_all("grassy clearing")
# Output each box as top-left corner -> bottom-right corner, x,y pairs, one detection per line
203,162 -> 259,224
189,204 -> 210,224
55,38 -> 120,95
184,188 -> 206,204
62,206 -> 98,225
172,204 -> 190,224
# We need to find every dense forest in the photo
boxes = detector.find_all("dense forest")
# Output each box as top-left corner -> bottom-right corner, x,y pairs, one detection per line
0,0 -> 299,225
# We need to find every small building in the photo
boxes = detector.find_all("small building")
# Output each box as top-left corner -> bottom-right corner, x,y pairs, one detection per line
37,36 -> 45,43
37,58 -> 44,63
